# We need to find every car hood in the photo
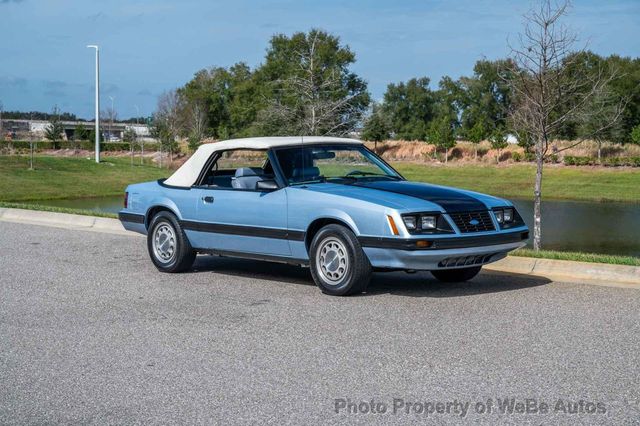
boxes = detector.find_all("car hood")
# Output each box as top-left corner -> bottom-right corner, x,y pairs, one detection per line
299,180 -> 507,212
354,180 -> 489,212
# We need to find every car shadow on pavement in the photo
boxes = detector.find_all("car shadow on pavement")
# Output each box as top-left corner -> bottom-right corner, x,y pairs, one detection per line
192,255 -> 551,297
365,270 -> 551,297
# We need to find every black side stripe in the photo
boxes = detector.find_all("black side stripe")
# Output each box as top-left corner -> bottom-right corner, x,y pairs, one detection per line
118,212 -> 145,224
359,231 -> 528,251
181,220 -> 306,241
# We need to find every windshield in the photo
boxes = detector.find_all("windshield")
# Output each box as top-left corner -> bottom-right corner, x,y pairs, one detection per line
274,144 -> 402,185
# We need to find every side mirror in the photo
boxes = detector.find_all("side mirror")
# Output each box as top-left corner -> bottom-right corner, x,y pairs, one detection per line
256,179 -> 279,191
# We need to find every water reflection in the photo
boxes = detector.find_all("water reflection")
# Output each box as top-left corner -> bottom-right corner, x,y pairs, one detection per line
24,196 -> 640,257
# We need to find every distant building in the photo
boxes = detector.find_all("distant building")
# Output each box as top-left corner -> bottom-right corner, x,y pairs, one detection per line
1,118 -> 156,142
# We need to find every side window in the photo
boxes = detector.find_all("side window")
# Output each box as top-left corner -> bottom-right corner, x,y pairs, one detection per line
201,149 -> 273,190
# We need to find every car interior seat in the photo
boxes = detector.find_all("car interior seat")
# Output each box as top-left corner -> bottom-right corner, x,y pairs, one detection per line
231,167 -> 264,189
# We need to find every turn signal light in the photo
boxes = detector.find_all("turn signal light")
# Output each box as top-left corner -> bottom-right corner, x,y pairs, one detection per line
416,240 -> 432,248
387,215 -> 400,236
124,192 -> 129,208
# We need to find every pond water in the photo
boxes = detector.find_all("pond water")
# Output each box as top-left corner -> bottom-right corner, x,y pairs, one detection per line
24,196 -> 640,257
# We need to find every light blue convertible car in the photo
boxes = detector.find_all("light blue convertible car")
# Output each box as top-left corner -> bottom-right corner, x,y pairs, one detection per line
119,137 -> 528,295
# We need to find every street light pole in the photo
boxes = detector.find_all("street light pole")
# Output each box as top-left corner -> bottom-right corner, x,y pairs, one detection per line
87,45 -> 100,163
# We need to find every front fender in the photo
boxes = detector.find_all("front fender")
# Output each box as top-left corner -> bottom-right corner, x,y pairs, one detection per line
308,208 -> 361,235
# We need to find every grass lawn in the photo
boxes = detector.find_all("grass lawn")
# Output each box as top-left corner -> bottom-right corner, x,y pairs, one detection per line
0,155 -> 169,202
512,248 -> 640,267
393,163 -> 640,203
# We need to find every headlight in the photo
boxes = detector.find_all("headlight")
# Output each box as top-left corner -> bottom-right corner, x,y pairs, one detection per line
421,215 -> 437,229
493,207 -> 516,226
503,208 -> 513,223
402,215 -> 417,230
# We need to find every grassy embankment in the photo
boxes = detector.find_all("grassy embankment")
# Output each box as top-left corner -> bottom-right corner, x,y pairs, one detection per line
394,163 -> 640,203
0,156 -> 168,217
1,155 -> 639,266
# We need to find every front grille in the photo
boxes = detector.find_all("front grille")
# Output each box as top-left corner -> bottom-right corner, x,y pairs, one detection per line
448,210 -> 495,233
438,253 -> 497,268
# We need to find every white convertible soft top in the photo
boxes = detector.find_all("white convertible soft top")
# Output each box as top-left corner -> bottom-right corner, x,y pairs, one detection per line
163,136 -> 362,187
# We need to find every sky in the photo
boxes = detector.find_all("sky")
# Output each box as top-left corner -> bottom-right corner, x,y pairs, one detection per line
1,0 -> 638,119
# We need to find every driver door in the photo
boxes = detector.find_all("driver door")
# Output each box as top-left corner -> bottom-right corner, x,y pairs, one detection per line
188,149 -> 291,256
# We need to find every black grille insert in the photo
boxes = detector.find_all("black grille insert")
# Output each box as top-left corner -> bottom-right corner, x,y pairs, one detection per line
449,210 -> 495,233
438,253 -> 498,268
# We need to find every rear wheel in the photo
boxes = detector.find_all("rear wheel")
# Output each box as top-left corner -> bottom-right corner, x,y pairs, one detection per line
430,266 -> 482,282
147,211 -> 196,273
309,224 -> 371,296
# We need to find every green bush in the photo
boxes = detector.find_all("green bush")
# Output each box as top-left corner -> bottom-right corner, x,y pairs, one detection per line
511,152 -> 522,162
523,152 -> 536,162
564,156 -> 595,166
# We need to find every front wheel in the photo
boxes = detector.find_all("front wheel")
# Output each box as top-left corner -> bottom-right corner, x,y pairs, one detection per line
309,224 -> 372,296
430,266 -> 482,282
147,211 -> 196,273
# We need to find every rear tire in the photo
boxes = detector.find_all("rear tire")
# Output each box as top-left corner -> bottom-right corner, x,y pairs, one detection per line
309,224 -> 371,296
430,266 -> 482,282
147,211 -> 196,273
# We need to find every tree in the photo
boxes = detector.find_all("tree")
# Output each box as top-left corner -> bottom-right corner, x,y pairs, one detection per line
631,124 -> 640,146
180,63 -> 257,138
489,129 -> 508,163
455,60 -> 515,136
254,29 -> 370,136
467,121 -> 485,160
361,103 -> 390,152
428,116 -> 456,163
382,77 -> 435,140
506,0 -> 622,251
153,90 -> 182,163
74,123 -> 89,141
123,127 -> 137,165
44,106 -> 65,149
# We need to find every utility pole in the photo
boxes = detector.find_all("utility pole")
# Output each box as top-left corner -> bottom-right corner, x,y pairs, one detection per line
87,45 -> 100,163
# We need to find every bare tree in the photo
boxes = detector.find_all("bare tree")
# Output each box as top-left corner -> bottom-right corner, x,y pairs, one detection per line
153,89 -> 183,163
185,101 -> 208,141
505,0 -> 622,250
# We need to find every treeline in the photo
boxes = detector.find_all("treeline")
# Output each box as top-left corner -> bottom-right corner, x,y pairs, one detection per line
363,53 -> 640,149
155,29 -> 640,152
2,110 -> 80,121
152,29 -> 369,151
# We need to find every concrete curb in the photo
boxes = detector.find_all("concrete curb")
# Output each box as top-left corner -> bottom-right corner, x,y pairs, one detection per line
0,207 -> 139,237
1,207 -> 638,289
485,256 -> 640,289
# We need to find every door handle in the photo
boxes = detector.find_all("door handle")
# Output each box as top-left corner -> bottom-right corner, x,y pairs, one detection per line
202,196 -> 214,204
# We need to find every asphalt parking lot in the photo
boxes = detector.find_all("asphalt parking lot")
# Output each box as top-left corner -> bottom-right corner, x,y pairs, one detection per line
1,221 -> 639,424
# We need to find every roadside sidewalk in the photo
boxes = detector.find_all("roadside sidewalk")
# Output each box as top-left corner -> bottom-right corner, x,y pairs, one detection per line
1,207 -> 638,289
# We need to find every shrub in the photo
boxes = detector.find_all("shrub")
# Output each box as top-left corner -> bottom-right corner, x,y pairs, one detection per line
564,156 -> 595,166
512,152 -> 523,162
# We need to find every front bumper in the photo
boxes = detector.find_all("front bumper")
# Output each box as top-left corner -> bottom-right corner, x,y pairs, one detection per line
361,230 -> 528,270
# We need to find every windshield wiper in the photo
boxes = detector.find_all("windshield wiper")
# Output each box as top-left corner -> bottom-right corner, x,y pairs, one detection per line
342,171 -> 402,180
290,176 -> 326,186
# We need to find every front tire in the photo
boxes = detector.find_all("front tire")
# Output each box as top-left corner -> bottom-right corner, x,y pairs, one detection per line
147,211 -> 196,273
309,224 -> 371,296
430,266 -> 482,282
